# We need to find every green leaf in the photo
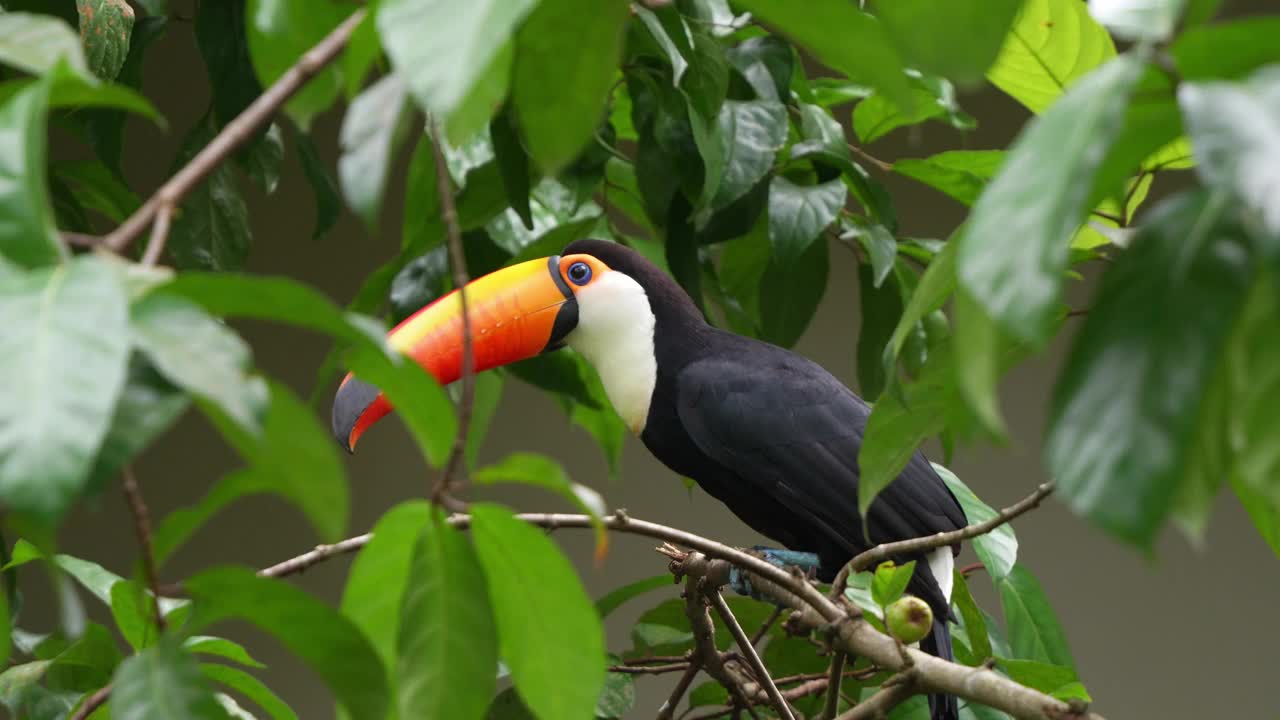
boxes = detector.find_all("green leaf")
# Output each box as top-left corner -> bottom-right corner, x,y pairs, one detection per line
595,575 -> 672,619
875,0 -> 1022,86
82,14 -> 166,174
708,100 -> 787,210
486,687 -> 536,720
0,77 -> 62,268
340,501 -> 431,674
1172,17 -> 1280,81
111,638 -> 225,720
345,344 -> 458,467
856,262 -> 903,399
1179,67 -> 1280,239
54,159 -> 140,224
1234,475 -> 1280,559
986,0 -> 1116,113
1046,192 -> 1253,545
0,12 -> 89,77
511,0 -> 628,174
0,257 -> 129,521
883,239 -> 955,374
951,571 -> 992,664
77,0 -> 135,81
343,7 -> 381,98
953,288 -> 1008,437
933,464 -> 1018,579
998,565 -> 1074,667
595,667 -> 636,719
201,663 -> 298,720
195,0 -> 260,129
340,74 -> 414,230
378,0 -> 537,141
184,637 -> 265,669
767,176 -> 844,265
759,234 -> 829,348
1088,0 -> 1185,41
471,503 -> 605,720
242,122 -> 284,194
852,73 -> 976,144
246,0 -> 350,128
733,0 -> 911,111
397,511 -> 497,720
110,580 -> 157,651
473,453 -> 608,556
293,126 -> 342,240
131,291 -> 261,433
206,381 -> 348,543
996,658 -> 1090,702
894,150 -> 1004,206
871,560 -> 915,607
958,54 -> 1146,345
87,360 -> 189,494
464,370 -> 504,469
490,109 -> 533,231
168,115 -> 253,271
186,566 -> 388,720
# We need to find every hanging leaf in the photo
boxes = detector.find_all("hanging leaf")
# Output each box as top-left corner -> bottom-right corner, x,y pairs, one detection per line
0,78 -> 62,269
759,235 -> 829,348
473,453 -> 609,558
874,0 -> 1022,86
201,664 -> 299,720
767,176 -> 845,265
110,638 -> 225,720
986,0 -> 1116,113
339,73 -> 414,230
195,0 -> 261,129
246,0 -> 351,127
893,151 -> 1004,206
76,0 -> 135,82
168,115 -> 253,271
932,464 -> 1018,579
0,12 -> 90,77
997,565 -> 1075,668
708,100 -> 788,210
293,126 -> 342,239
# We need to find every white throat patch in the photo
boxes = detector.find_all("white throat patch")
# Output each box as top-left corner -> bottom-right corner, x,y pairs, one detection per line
566,271 -> 657,434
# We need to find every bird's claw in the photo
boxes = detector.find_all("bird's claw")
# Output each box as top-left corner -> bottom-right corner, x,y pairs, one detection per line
728,545 -> 821,602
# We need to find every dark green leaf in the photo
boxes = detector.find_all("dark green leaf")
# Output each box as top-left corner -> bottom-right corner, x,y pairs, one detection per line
883,239 -> 955,376
76,0 -> 135,81
195,0 -> 261,129
767,176 -> 844,264
397,511 -> 497,719
201,663 -> 298,720
958,55 -> 1145,345
242,123 -> 284,194
871,560 -> 915,607
54,159 -> 141,224
0,78 -> 62,268
933,464 -> 1018,579
169,115 -> 253,271
378,0 -> 537,141
205,380 -> 348,543
1046,192 -> 1253,545
486,687 -> 536,720
83,14 -> 166,174
875,0 -> 1021,86
0,256 -> 129,521
1179,67 -> 1280,239
1089,0 -> 1183,41
184,637 -> 265,669
512,0 -> 628,174
996,658 -> 1090,701
345,344 -> 459,467
847,218 -> 896,287
111,638 -> 225,720
186,567 -> 388,720
595,668 -> 635,719
471,503 -> 606,720
131,292 -> 261,433
491,109 -> 534,230
389,247 -> 449,322
856,262 -> 903,399
708,100 -> 787,210
464,370 -> 503,469
341,501 -> 431,672
0,12 -> 89,77
87,360 -> 189,494
998,565 -> 1074,667
688,681 -> 729,708
951,571 -> 992,664
246,0 -> 350,128
759,234 -> 828,348
893,151 -> 1004,206
726,35 -> 792,102
1173,17 -> 1280,81
339,74 -> 414,230
595,575 -> 672,619
293,126 -> 342,240
733,0 -> 911,110
986,0 -> 1116,113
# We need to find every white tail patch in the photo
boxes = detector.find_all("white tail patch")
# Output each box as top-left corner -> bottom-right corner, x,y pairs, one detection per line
928,547 -> 954,603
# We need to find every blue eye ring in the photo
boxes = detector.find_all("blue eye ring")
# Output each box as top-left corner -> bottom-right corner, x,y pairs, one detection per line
567,261 -> 592,286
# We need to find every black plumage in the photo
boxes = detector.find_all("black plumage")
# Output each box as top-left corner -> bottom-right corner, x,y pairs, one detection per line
564,239 -> 967,720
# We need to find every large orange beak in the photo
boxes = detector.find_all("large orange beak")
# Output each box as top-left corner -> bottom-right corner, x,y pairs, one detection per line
333,256 -> 577,452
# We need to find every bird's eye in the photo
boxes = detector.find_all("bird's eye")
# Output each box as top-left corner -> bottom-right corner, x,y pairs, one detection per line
567,261 -> 592,286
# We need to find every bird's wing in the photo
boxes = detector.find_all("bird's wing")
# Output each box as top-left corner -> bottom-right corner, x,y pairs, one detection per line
674,347 -> 966,558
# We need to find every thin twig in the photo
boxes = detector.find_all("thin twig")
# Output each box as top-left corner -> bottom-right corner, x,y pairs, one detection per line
610,661 -> 690,675
847,143 -> 893,172
121,467 -> 165,632
101,9 -> 366,252
708,589 -> 796,720
830,482 -> 1055,598
429,121 -> 473,512
68,683 -> 112,720
139,203 -> 173,267
821,652 -> 847,720
749,605 -> 784,647
686,577 -> 761,720
657,658 -> 705,720
1089,209 -> 1124,225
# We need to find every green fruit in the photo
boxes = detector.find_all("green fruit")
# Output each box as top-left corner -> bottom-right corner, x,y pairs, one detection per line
885,595 -> 933,644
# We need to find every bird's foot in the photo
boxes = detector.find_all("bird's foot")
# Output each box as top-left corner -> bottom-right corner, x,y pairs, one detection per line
728,545 -> 821,602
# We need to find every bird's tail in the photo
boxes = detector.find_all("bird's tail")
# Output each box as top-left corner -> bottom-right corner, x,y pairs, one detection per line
920,616 -> 959,720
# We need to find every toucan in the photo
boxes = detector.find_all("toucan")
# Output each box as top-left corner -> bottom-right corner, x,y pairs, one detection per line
333,238 -> 966,720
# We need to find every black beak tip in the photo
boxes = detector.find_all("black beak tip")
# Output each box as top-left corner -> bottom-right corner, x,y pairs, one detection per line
331,376 -> 382,454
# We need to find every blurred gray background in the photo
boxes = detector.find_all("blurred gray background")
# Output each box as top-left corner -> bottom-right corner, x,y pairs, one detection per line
32,1 -> 1280,718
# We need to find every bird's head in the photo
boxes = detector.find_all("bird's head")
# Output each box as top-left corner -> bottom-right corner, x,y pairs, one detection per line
332,239 -> 694,451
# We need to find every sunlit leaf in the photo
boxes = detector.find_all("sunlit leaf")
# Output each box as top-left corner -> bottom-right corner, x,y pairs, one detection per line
986,0 -> 1116,113
894,151 -> 1004,206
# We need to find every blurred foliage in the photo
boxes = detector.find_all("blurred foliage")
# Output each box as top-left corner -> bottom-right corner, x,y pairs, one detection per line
0,0 -> 1278,717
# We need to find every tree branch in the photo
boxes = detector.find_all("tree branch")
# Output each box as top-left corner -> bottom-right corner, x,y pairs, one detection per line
68,683 -> 112,720
100,9 -> 366,253
121,467 -> 164,631
708,589 -> 796,720
836,671 -> 917,720
685,575 -> 762,720
656,657 -> 704,720
256,508 -> 1101,720
820,652 -> 847,720
429,121 -> 473,511
830,481 -> 1055,597
139,202 -> 173,267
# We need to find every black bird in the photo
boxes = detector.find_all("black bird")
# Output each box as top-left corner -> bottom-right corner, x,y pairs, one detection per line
333,238 -> 967,720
